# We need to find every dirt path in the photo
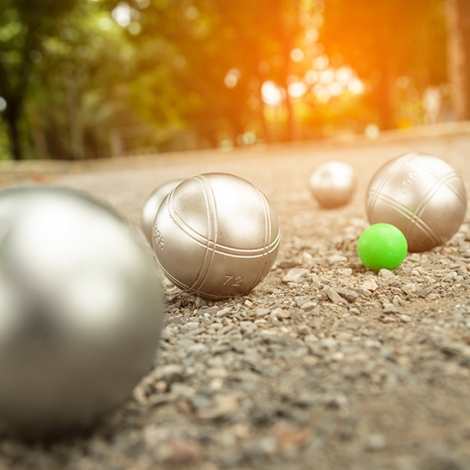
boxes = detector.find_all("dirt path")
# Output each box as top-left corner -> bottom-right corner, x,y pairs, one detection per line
1,124 -> 470,470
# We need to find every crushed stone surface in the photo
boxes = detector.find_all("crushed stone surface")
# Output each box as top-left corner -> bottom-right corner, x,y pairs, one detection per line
2,129 -> 470,469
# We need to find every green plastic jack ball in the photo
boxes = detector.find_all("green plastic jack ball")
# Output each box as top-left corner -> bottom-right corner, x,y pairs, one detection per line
357,223 -> 408,271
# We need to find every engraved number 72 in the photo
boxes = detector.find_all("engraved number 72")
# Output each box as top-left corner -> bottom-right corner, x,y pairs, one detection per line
224,275 -> 243,286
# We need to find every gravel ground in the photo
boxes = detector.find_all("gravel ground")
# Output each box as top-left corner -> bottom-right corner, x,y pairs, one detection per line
2,125 -> 470,470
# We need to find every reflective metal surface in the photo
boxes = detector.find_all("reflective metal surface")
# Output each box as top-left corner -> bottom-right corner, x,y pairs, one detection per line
0,186 -> 164,435
153,173 -> 280,299
309,161 -> 356,208
141,179 -> 184,243
366,153 -> 467,252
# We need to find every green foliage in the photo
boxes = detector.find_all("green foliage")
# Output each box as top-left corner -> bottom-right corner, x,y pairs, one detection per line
0,121 -> 10,160
0,0 -> 80,159
0,0 -> 453,159
25,3 -> 134,159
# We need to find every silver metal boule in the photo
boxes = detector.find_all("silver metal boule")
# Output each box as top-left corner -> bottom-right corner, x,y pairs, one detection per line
0,186 -> 164,436
309,161 -> 356,208
152,173 -> 280,299
366,152 -> 467,252
141,179 -> 184,243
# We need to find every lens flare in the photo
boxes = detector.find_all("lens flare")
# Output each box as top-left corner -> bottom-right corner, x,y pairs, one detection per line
261,81 -> 285,106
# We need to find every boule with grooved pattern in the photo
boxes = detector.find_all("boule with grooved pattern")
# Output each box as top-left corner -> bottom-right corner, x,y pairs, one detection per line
365,153 -> 467,252
152,173 -> 280,299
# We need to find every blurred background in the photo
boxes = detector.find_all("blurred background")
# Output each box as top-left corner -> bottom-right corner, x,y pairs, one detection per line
0,0 -> 469,161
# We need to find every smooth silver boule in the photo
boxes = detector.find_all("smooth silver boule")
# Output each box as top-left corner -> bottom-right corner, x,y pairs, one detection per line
152,173 -> 280,299
366,152 -> 467,252
309,161 -> 356,208
141,179 -> 184,243
0,186 -> 164,436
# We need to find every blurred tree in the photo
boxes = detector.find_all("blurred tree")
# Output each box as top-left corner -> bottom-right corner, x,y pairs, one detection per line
0,0 -> 79,160
26,2 -> 139,160
321,0 -> 448,130
447,0 -> 470,120
3,0 -> 457,160
126,0 -> 310,145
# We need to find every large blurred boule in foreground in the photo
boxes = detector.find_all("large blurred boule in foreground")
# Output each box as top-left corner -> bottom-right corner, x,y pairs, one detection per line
309,161 -> 356,208
141,179 -> 184,243
0,186 -> 164,436
152,173 -> 280,299
366,152 -> 467,252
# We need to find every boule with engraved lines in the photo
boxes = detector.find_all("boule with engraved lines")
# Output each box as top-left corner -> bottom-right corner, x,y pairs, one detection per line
366,152 -> 467,252
152,173 -> 280,299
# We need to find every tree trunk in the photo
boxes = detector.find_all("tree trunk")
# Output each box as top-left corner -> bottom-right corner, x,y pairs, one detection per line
447,0 -> 470,119
373,34 -> 396,131
283,81 -> 296,141
376,67 -> 395,130
274,0 -> 297,142
259,101 -> 270,143
4,103 -> 22,161
64,70 -> 86,160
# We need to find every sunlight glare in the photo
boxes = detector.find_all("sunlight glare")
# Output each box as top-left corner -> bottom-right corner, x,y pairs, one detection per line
98,17 -> 113,30
112,3 -> 132,27
261,81 -> 285,106
305,70 -> 319,84
288,81 -> 307,98
224,68 -> 241,88
336,67 -> 353,85
291,48 -> 305,62
328,82 -> 343,96
319,69 -> 334,85
313,55 -> 328,70
365,124 -> 380,139
305,28 -> 319,42
313,84 -> 330,102
348,78 -> 364,94
242,131 -> 256,145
